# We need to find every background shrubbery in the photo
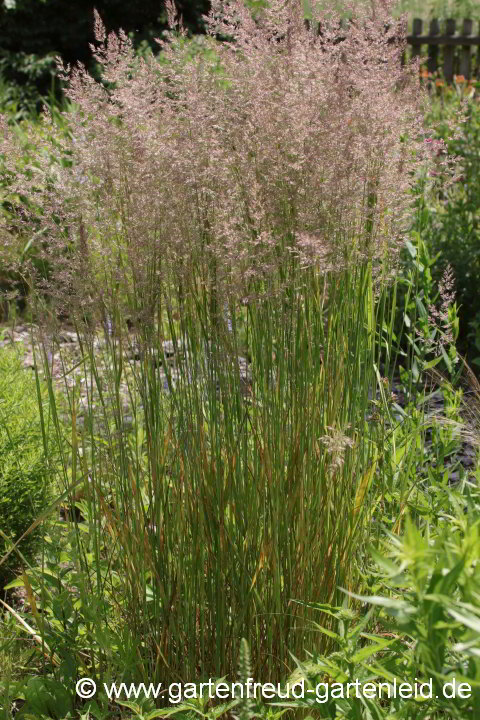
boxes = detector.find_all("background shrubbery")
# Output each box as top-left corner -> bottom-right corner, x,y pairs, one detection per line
417,87 -> 480,364
0,0 -> 211,117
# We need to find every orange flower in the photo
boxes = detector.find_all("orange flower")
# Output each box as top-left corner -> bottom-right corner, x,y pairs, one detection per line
435,79 -> 444,87
455,75 -> 466,83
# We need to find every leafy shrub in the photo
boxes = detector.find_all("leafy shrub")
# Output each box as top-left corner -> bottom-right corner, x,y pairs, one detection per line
0,50 -> 58,120
0,346 -> 55,589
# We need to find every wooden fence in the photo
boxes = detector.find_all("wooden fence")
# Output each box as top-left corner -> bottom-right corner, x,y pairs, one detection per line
303,17 -> 479,84
407,18 -> 479,82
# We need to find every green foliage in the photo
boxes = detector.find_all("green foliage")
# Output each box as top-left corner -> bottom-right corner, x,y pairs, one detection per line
395,0 -> 480,19
379,232 -> 464,528
467,310 -> 480,368
416,90 -> 480,361
0,103 -> 76,324
2,515 -> 122,718
0,50 -> 57,119
0,0 -> 210,116
312,0 -> 479,20
0,346 -> 54,589
15,676 -> 74,720
275,484 -> 480,719
394,232 -> 460,386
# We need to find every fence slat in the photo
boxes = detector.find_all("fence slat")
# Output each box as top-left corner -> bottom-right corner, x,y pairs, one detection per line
460,18 -> 473,79
443,19 -> 456,82
477,22 -> 480,79
427,19 -> 440,74
405,17 -> 480,83
305,16 -> 479,83
411,18 -> 423,60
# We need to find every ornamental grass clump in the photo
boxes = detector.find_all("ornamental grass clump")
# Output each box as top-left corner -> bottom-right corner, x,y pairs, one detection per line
0,0 -> 440,686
